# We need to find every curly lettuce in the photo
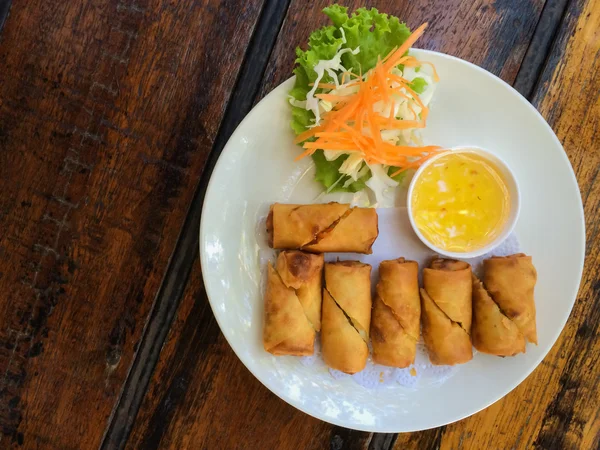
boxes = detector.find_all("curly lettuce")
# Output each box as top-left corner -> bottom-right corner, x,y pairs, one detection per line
289,4 -> 417,193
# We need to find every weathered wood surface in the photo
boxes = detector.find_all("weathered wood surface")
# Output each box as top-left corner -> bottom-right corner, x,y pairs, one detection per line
126,259 -> 373,450
126,1 -> 563,449
258,0 -> 545,99
0,0 -> 264,448
395,0 -> 600,448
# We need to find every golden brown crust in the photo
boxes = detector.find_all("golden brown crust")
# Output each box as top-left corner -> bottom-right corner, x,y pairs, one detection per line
266,206 -> 274,248
276,251 -> 323,288
377,259 -> 420,340
371,258 -> 420,368
320,260 -> 372,374
324,262 -> 372,337
420,288 -> 473,365
263,263 -> 315,356
275,251 -> 323,331
321,288 -> 368,374
270,203 -> 349,250
371,295 -> 418,368
472,275 -> 526,356
423,258 -> 472,333
304,207 -> 378,254
484,254 -> 537,344
268,203 -> 378,254
420,258 -> 473,365
430,258 -> 470,271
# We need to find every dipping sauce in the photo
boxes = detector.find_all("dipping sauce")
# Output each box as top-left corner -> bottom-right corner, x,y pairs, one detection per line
410,152 -> 510,252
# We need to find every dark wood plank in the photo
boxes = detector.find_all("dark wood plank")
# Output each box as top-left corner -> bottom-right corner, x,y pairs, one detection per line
0,0 -> 11,34
126,260 -> 372,450
126,1 -> 547,449
0,0 -> 264,448
100,1 -> 292,448
393,0 -> 600,448
512,0 -> 571,98
258,0 -> 546,100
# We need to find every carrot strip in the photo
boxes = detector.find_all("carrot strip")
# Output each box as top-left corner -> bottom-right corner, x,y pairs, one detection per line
417,61 -> 440,82
294,125 -> 323,144
293,22 -> 440,170
389,152 -> 440,177
387,102 -> 396,128
294,147 -> 316,161
381,46 -> 397,64
302,142 -> 359,150
383,23 -> 428,71
316,94 -> 350,102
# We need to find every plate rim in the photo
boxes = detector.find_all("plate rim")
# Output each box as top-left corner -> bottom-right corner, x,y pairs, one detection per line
198,49 -> 585,432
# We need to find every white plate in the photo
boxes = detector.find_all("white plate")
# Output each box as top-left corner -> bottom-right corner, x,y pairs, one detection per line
199,50 -> 585,432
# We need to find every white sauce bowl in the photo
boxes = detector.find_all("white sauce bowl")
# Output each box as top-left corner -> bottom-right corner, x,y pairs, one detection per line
407,147 -> 521,258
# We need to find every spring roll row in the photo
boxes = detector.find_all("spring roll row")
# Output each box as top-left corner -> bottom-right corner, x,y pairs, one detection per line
263,253 -> 373,373
264,250 -> 537,372
420,254 -> 537,363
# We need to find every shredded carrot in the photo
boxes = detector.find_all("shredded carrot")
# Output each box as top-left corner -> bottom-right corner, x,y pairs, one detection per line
294,147 -> 316,161
315,93 -> 350,102
294,125 -> 323,144
398,58 -> 440,82
383,23 -> 429,71
389,152 -> 438,177
387,101 -> 396,128
418,61 -> 440,82
296,22 -> 441,169
341,72 -> 349,85
381,46 -> 398,64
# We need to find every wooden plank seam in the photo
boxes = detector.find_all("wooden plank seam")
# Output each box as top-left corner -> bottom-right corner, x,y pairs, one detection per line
99,0 -> 293,448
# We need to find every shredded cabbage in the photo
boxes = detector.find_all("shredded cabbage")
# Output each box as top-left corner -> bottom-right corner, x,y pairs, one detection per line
290,4 -> 437,206
305,45 -> 360,125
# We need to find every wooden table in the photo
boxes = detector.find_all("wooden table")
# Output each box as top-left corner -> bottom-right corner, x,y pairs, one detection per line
0,0 -> 597,448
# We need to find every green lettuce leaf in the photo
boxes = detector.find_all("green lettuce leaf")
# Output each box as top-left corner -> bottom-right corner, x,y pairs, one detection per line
312,150 -> 371,193
290,106 -> 314,135
388,166 -> 408,183
290,4 -> 415,192
290,4 -> 412,136
322,5 -> 411,76
409,77 -> 428,94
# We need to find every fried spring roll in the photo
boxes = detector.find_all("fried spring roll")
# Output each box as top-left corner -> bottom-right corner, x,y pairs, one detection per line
371,258 -> 420,368
275,251 -> 324,331
484,254 -> 537,344
420,289 -> 473,365
322,290 -> 369,374
321,261 -> 372,373
472,275 -> 526,356
266,203 -> 378,254
421,259 -> 473,365
263,263 -> 315,356
423,259 -> 472,332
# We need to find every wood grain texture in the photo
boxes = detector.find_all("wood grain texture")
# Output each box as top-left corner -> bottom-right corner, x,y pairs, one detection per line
0,0 -> 11,34
127,1 -> 548,449
394,0 -> 600,448
126,259 -> 374,450
258,0 -> 545,100
0,0 -> 264,448
513,0 -> 571,97
100,1 -> 291,448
